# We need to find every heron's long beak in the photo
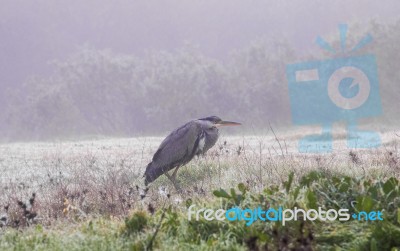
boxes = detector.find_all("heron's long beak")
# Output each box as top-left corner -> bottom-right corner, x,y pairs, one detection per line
216,120 -> 241,127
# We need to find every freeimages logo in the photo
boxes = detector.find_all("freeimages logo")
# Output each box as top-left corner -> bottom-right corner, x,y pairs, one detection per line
286,24 -> 382,153
187,205 -> 383,226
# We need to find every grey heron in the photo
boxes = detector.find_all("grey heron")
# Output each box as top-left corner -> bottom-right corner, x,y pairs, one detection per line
144,116 -> 241,189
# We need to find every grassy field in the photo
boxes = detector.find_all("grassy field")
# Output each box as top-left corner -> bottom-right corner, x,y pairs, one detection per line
0,129 -> 400,250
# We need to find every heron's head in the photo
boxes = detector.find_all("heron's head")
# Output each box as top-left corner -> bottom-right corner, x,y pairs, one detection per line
199,116 -> 241,128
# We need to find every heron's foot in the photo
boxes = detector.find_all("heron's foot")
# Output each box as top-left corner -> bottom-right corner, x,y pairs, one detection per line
165,172 -> 182,192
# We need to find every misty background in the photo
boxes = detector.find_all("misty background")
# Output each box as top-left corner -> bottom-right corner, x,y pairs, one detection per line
1,0 -> 399,141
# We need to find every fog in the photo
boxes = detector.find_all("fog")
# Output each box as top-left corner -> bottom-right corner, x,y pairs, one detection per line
1,0 -> 399,140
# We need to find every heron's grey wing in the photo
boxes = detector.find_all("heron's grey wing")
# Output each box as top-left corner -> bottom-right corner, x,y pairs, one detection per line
144,121 -> 202,184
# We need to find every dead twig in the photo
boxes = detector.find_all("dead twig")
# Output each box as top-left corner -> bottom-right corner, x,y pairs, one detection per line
146,199 -> 168,250
269,123 -> 285,156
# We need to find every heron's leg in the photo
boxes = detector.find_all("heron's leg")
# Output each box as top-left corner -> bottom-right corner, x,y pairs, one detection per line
164,172 -> 172,180
165,168 -> 181,191
171,166 -> 180,181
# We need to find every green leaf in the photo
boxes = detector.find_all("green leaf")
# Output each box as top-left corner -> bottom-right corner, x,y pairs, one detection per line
383,177 -> 398,195
356,196 -> 374,212
397,208 -> 400,225
370,238 -> 378,251
230,188 -> 237,199
387,189 -> 399,202
238,183 -> 247,194
332,176 -> 341,185
213,189 -> 230,199
343,176 -> 352,184
185,198 -> 193,208
35,224 -> 43,232
306,190 -> 317,209
264,185 -> 279,195
236,195 -> 243,205
284,172 -> 294,193
228,188 -> 244,204
363,196 -> 374,212
339,182 -> 350,193
368,186 -> 379,200
293,187 -> 300,200
300,171 -> 321,187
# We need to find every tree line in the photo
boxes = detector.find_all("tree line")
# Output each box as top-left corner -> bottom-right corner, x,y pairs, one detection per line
1,20 -> 399,141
